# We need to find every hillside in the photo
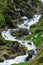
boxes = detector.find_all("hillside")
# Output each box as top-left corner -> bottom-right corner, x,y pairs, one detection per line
0,0 -> 43,28
0,0 -> 43,65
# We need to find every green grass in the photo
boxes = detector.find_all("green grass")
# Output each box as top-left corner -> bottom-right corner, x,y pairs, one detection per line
0,0 -> 7,28
30,16 -> 43,33
0,13 -> 5,27
0,34 -> 13,48
12,62 -> 28,65
20,31 -> 43,49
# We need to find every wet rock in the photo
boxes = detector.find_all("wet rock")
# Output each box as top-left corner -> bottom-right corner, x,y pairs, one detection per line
26,50 -> 35,61
9,56 -> 14,59
7,41 -> 26,55
0,57 -> 4,62
12,28 -> 29,37
27,42 -> 32,45
26,54 -> 32,61
3,54 -> 9,59
0,59 -> 4,62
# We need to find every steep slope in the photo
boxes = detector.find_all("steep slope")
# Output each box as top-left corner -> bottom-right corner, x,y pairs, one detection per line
0,0 -> 7,29
3,0 -> 43,28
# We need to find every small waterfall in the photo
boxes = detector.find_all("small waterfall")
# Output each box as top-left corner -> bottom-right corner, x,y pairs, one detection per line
17,15 -> 41,30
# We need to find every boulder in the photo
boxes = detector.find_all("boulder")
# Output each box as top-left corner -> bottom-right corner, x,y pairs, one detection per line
26,50 -> 35,61
0,57 -> 4,62
27,42 -> 32,45
3,53 -> 9,59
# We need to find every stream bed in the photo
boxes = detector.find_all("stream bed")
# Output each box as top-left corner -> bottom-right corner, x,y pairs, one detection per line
0,15 -> 41,65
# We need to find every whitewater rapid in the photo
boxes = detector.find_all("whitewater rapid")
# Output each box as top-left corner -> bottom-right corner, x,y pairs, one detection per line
18,15 -> 41,29
39,0 -> 43,3
0,15 -> 41,65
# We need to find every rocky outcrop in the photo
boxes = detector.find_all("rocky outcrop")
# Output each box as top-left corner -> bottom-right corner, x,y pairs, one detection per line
11,29 -> 31,37
26,50 -> 35,61
0,41 -> 27,62
8,41 -> 26,54
3,0 -> 43,28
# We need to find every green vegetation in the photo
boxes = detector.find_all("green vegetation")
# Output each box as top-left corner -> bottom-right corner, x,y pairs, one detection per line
0,0 -> 42,28
0,33 -> 13,48
20,16 -> 43,49
0,35 -> 27,60
21,45 -> 27,53
0,0 -> 43,65
0,0 -> 7,28
30,16 -> 43,33
11,29 -> 29,38
2,0 -> 42,28
0,35 -> 11,48
11,10 -> 43,65
0,34 -> 27,53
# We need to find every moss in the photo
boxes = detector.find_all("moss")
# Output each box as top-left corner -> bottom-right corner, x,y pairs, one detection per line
0,34 -> 13,47
0,0 -> 7,28
21,45 -> 27,53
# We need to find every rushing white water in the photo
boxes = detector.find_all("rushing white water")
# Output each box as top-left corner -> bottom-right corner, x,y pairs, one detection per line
41,35 -> 43,37
1,29 -> 36,50
0,54 -> 28,65
1,29 -> 17,41
39,0 -> 43,3
0,15 -> 41,65
18,15 -> 41,29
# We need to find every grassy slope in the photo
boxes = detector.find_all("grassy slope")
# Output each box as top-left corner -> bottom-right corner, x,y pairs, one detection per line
0,0 -> 7,28
0,35 -> 12,49
0,0 -> 43,65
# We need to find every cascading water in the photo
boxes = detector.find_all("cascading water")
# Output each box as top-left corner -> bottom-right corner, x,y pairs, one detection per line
39,0 -> 43,3
0,15 -> 41,65
17,15 -> 41,29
